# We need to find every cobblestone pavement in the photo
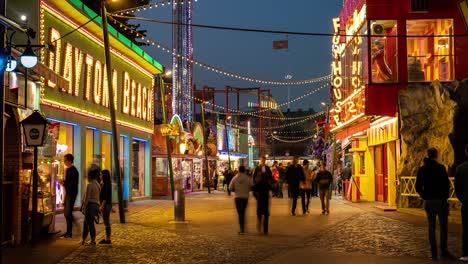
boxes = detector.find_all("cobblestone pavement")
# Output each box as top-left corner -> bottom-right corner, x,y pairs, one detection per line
52,193 -> 463,264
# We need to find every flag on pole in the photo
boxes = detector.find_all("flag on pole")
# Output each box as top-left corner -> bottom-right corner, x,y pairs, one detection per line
273,40 -> 288,49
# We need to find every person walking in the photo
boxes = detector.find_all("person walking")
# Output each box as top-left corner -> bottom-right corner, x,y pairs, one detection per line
417,148 -> 453,260
316,163 -> 333,215
99,169 -> 112,244
301,160 -> 315,214
277,163 -> 286,198
212,167 -> 218,191
252,155 -> 273,235
456,145 -> 468,261
229,166 -> 253,235
285,157 -> 305,216
81,167 -> 101,245
60,153 -> 79,238
226,169 -> 234,196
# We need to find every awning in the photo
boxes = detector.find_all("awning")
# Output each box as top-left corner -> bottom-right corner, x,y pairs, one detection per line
335,118 -> 370,141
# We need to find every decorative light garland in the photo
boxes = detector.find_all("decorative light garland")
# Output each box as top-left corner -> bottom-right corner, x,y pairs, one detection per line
111,0 -> 198,16
269,134 -> 316,139
272,134 -> 315,143
228,111 -> 325,131
186,81 -> 329,120
108,16 -> 331,86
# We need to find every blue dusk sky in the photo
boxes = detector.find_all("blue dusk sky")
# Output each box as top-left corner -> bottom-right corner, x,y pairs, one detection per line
132,0 -> 342,113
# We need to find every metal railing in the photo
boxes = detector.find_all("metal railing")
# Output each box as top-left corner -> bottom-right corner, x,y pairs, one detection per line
400,176 -> 458,201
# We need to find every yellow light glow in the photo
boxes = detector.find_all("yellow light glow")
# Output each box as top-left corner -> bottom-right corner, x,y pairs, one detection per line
93,60 -> 102,105
136,83 -> 142,118
84,54 -> 94,100
130,79 -> 136,116
73,47 -> 84,96
142,86 -> 147,120
102,64 -> 110,108
62,43 -> 73,93
122,72 -> 130,114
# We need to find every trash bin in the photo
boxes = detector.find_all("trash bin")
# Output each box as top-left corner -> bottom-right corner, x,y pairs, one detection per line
174,189 -> 185,222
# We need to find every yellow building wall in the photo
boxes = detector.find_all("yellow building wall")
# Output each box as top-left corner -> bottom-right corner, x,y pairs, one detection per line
387,141 -> 397,206
350,137 -> 375,202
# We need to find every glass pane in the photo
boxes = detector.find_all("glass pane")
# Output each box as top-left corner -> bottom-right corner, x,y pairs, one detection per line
370,20 -> 398,83
407,19 -> 454,82
131,140 -> 146,197
101,133 -> 112,171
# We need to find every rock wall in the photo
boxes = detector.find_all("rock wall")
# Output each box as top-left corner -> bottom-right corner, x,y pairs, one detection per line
446,79 -> 468,172
398,82 -> 456,177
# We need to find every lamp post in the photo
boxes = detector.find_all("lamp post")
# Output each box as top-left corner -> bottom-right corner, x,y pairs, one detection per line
225,115 -> 231,170
100,0 -> 125,223
200,101 -> 211,193
20,110 -> 48,242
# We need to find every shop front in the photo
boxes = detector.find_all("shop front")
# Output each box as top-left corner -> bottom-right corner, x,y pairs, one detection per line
36,0 -> 161,216
152,116 -> 210,196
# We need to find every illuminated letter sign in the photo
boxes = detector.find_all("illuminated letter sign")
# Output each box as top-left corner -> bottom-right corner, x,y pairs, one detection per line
331,17 -> 343,126
122,72 -> 131,114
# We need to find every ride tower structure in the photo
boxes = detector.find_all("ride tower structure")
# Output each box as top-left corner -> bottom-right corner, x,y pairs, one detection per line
172,0 -> 193,122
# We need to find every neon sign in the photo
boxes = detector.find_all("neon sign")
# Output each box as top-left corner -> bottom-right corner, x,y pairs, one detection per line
45,28 -> 152,122
331,17 -> 344,126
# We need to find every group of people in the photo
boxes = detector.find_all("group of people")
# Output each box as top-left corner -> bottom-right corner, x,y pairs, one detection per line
416,145 -> 468,261
228,155 -> 333,235
60,153 -> 113,246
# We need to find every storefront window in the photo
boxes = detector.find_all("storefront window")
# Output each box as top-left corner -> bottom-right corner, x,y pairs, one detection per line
132,140 -> 146,197
407,19 -> 454,82
370,20 -> 398,83
37,121 -> 74,208
101,132 -> 112,171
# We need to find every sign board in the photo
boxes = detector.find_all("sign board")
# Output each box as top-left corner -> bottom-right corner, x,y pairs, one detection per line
160,124 -> 179,136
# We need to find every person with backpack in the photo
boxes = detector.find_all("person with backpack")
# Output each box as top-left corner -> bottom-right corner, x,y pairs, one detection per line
252,155 -> 273,235
301,159 -> 315,214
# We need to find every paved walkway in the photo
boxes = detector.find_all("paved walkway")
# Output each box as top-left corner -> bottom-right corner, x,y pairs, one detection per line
2,192 -> 465,263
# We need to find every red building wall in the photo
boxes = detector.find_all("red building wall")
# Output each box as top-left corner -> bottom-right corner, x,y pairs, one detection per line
340,0 -> 468,116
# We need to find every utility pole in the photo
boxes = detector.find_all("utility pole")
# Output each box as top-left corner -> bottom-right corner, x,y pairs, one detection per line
0,0 -> 5,250
100,0 -> 125,223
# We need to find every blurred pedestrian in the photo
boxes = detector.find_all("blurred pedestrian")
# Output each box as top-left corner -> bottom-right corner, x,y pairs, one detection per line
212,167 -> 218,191
316,163 -> 333,215
417,148 -> 453,260
229,166 -> 253,235
456,145 -> 468,262
60,153 -> 79,239
252,156 -> 273,235
226,169 -> 234,196
81,167 -> 101,245
301,160 -> 315,214
341,162 -> 352,195
277,163 -> 286,198
286,157 -> 304,216
271,161 -> 279,197
99,169 -> 112,244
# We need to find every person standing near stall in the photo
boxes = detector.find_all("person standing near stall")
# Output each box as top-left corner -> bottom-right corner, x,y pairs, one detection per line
60,153 -> 79,238
99,169 -> 112,244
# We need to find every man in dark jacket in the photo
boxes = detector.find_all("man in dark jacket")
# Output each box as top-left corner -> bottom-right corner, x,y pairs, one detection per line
61,153 -> 79,238
285,156 -> 305,216
416,148 -> 452,260
456,145 -> 468,261
252,156 -> 273,234
316,163 -> 333,215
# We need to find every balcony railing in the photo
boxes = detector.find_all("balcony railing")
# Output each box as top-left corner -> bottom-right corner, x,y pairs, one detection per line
400,176 -> 458,201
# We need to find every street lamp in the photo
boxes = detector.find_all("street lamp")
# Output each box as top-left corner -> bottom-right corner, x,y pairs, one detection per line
225,115 -> 232,170
100,0 -> 125,223
20,110 -> 48,242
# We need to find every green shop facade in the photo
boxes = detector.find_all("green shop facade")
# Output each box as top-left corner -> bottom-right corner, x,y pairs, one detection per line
36,0 -> 162,218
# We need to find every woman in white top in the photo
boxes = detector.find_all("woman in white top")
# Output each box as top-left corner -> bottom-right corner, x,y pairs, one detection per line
81,167 -> 101,245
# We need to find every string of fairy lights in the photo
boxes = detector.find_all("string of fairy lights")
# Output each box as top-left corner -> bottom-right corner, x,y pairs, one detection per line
185,81 -> 330,120
108,16 -> 331,86
111,0 -> 198,16
272,134 -> 315,143
227,111 -> 325,131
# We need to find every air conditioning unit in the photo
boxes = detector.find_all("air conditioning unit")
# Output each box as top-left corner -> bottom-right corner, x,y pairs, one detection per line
411,0 -> 429,12
372,24 -> 384,36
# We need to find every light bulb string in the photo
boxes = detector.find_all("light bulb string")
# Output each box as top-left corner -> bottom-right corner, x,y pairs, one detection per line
272,134 -> 315,143
111,0 -> 195,16
185,81 -> 329,119
228,111 -> 325,131
108,15 -> 331,86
